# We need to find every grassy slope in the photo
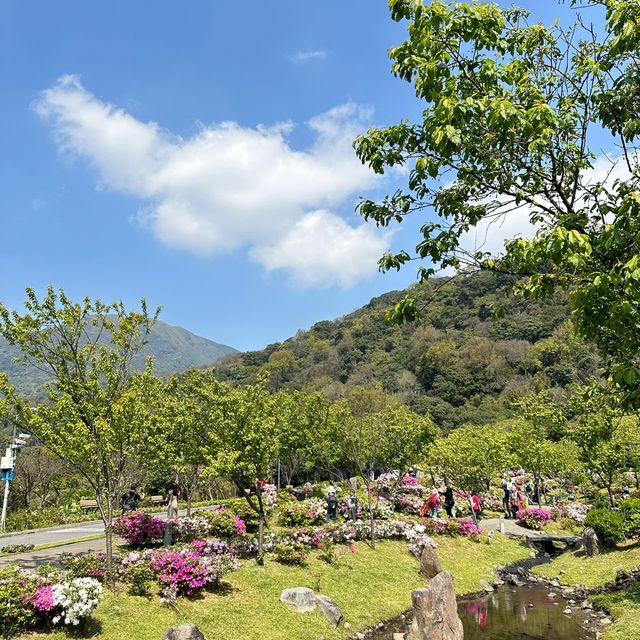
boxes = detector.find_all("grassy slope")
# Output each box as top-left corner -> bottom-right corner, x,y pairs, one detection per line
19,535 -> 528,640
532,543 -> 640,639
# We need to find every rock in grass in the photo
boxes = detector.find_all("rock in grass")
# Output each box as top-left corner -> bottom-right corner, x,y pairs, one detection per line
315,594 -> 343,628
419,544 -> 442,579
408,571 -> 464,640
163,624 -> 207,640
280,587 -> 318,613
583,527 -> 601,557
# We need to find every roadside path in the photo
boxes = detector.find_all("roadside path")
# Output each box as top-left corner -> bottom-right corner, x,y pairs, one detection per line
0,505 -> 215,570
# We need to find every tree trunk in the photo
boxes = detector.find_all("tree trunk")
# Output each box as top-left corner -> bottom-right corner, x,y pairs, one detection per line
607,484 -> 615,508
258,511 -> 265,560
186,493 -> 192,517
104,500 -> 115,589
366,482 -> 375,549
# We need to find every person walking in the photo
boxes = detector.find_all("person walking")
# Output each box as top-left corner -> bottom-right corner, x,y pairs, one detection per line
470,490 -> 482,524
427,488 -> 441,518
166,483 -> 180,519
347,492 -> 359,521
325,485 -> 338,522
443,485 -> 455,518
120,485 -> 141,514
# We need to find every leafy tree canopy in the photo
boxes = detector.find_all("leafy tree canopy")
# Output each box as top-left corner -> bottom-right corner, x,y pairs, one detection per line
354,0 -> 640,403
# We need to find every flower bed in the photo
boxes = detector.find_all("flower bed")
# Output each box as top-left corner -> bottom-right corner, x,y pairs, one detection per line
421,517 -> 481,540
119,539 -> 239,603
516,507 -> 553,530
1,565 -> 102,637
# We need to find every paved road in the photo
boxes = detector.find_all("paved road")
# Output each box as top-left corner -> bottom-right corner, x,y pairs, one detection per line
0,505 -> 214,548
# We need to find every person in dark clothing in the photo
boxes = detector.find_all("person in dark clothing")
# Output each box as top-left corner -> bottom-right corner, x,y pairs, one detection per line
442,485 -> 455,517
325,486 -> 338,522
121,486 -> 141,513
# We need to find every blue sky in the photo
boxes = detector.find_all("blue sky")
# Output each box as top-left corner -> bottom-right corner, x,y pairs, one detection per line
0,1 -> 595,351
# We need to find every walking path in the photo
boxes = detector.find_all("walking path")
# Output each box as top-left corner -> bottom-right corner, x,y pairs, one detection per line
480,516 -> 541,538
0,505 -> 214,570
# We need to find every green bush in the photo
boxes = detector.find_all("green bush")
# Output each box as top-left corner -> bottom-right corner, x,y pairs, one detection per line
619,499 -> 640,538
0,566 -> 39,638
274,542 -> 308,566
584,508 -> 624,549
199,508 -> 237,538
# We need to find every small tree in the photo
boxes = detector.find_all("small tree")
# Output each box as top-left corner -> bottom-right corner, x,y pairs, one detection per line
510,392 -> 568,501
570,387 -> 640,506
0,287 -> 161,579
175,370 -> 280,559
428,423 -> 513,494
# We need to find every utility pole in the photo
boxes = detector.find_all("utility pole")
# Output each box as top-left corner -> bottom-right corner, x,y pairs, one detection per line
0,422 -> 32,533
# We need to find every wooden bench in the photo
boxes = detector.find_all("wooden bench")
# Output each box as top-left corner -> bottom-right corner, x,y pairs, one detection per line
79,499 -> 99,512
150,495 -> 165,506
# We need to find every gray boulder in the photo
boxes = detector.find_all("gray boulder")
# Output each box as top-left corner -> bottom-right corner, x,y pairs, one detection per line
163,624 -> 207,640
408,572 -> 464,640
583,527 -> 601,557
419,545 -> 442,579
280,587 -> 318,613
316,594 -> 343,628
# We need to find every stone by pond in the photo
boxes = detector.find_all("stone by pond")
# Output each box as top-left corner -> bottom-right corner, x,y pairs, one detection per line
361,582 -> 597,640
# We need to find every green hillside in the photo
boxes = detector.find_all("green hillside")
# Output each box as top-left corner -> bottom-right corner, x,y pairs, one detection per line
214,272 -> 601,430
0,320 -> 237,399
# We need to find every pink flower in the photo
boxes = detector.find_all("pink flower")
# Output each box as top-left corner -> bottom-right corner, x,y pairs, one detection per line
33,585 -> 56,612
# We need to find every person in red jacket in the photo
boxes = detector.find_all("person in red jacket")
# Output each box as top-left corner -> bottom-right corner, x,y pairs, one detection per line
470,490 -> 482,524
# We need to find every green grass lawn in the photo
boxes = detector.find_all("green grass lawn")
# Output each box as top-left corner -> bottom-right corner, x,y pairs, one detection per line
16,534 -> 528,640
532,542 -> 640,640
532,541 -> 640,588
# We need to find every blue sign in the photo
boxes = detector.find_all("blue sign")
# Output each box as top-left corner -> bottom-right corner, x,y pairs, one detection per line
1,469 -> 13,481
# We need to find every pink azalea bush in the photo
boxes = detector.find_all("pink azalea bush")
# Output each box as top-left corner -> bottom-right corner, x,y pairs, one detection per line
118,539 -> 239,603
113,510 -> 166,546
516,507 -> 553,530
283,498 -> 327,527
397,494 -> 423,515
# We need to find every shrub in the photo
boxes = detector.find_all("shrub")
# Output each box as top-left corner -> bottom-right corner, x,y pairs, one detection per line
113,510 -> 165,546
60,552 -> 109,582
0,544 -> 34,555
173,516 -> 211,542
283,498 -> 327,527
584,508 -> 624,549
199,507 -> 237,537
407,534 -> 438,558
0,566 -> 40,637
50,577 -> 103,626
619,499 -> 640,538
516,508 -> 553,531
118,552 -> 155,596
148,540 -> 239,603
274,542 -> 308,565
317,539 -> 337,564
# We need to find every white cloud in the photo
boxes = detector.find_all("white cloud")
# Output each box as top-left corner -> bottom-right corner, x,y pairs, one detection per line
252,210 -> 391,287
288,50 -> 328,63
34,75 -> 389,286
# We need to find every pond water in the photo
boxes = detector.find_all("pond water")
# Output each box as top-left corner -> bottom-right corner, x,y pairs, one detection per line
371,583 -> 596,640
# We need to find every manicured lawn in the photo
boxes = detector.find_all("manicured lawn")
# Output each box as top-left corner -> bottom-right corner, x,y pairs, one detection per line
532,541 -> 640,588
591,585 -> 640,640
16,534 -> 529,640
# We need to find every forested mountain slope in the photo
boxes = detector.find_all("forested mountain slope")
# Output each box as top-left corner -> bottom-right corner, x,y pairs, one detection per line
1,320 -> 237,398
214,272 -> 600,430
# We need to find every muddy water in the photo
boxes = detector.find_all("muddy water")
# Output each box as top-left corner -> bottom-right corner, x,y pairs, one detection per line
370,583 -> 596,640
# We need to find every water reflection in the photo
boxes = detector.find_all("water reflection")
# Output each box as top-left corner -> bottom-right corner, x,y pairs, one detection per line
457,584 -> 594,639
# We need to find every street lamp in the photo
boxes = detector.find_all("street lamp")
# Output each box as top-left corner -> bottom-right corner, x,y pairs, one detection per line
0,422 -> 32,533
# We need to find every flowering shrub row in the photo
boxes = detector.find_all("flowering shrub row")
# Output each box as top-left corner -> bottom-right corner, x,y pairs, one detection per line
0,565 -> 102,637
113,508 -> 247,546
283,498 -> 327,527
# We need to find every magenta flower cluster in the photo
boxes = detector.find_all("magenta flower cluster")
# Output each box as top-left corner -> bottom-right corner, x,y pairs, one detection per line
234,515 -> 247,535
516,507 -> 553,531
32,585 -> 56,612
113,510 -> 166,545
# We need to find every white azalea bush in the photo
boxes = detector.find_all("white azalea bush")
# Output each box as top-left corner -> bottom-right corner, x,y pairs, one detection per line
51,577 -> 103,626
